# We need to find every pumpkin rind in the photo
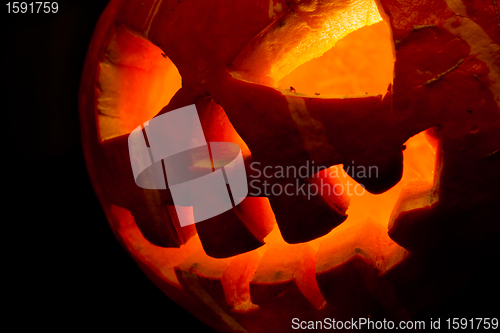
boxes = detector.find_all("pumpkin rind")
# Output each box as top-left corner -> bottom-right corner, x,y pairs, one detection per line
80,0 -> 500,331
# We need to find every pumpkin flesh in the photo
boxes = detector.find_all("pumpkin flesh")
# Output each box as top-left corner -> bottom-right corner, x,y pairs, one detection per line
79,0 -> 500,331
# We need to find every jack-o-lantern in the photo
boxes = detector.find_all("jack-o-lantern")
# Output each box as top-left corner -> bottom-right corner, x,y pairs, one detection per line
79,0 -> 500,331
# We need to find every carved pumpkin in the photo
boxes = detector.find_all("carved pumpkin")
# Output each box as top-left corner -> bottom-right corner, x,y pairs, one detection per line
79,0 -> 500,331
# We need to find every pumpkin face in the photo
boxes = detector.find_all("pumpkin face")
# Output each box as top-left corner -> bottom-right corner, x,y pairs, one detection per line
79,0 -> 500,331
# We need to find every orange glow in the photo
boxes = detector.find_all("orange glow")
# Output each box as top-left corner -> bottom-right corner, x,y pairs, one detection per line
100,9 -> 437,313
278,21 -> 394,96
231,0 -> 382,84
109,130 -> 436,312
96,25 -> 182,141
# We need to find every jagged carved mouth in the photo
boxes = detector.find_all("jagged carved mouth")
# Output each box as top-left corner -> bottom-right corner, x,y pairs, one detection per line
90,0 -> 442,325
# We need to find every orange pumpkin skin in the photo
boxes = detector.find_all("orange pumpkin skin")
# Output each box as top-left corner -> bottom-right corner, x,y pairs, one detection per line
80,0 -> 500,331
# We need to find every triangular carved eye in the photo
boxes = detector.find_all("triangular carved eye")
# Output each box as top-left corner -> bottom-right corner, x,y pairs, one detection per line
96,25 -> 182,141
229,0 -> 384,85
277,21 -> 394,96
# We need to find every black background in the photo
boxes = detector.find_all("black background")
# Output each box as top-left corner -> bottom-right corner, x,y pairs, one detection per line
2,1 -> 215,330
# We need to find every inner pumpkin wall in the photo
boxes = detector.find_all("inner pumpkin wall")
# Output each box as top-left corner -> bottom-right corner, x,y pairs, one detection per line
277,21 -> 394,96
98,15 -> 438,316
97,18 -> 436,259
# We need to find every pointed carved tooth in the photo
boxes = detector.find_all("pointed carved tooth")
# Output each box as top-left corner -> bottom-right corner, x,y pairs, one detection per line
250,242 -> 326,311
315,218 -> 409,319
220,251 -> 262,313
174,248 -> 260,315
108,204 -> 199,287
267,173 -> 349,244
174,251 -> 250,333
304,94 -> 407,194
195,197 -> 276,258
100,134 -> 195,247
191,96 -> 276,257
317,252 -> 379,318
129,195 -> 196,247
175,249 -> 232,308
388,179 -> 439,252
